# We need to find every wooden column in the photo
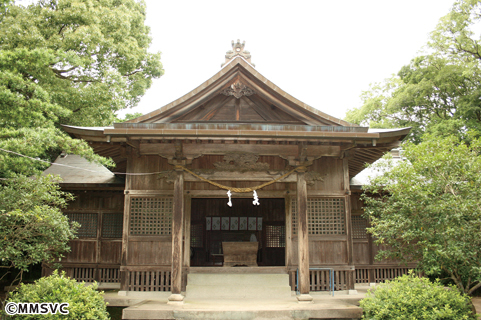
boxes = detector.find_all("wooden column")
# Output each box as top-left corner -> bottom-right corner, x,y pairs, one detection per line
296,171 -> 313,302
120,150 -> 133,293
343,157 -> 356,291
120,193 -> 131,292
182,194 -> 191,292
168,169 -> 185,304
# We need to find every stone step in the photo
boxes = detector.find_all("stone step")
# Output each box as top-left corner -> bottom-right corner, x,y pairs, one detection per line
121,298 -> 363,320
187,273 -> 289,286
186,273 -> 292,299
186,284 -> 292,299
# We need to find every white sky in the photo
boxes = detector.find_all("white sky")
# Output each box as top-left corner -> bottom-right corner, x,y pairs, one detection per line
118,0 -> 455,122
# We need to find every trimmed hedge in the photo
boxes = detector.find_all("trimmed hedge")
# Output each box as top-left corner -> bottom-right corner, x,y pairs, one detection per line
360,273 -> 477,320
5,271 -> 110,320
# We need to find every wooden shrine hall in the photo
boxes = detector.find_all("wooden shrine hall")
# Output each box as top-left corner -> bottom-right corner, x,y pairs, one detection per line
45,40 -> 412,304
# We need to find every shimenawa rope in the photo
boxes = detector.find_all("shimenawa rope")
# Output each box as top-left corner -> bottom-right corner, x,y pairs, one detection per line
173,165 -> 306,193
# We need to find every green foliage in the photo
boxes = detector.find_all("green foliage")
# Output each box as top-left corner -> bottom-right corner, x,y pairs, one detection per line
0,175 -> 78,271
362,135 -> 481,295
0,0 -> 163,127
113,112 -> 143,123
0,0 -> 163,176
0,0 -> 161,287
6,271 -> 110,320
360,273 -> 476,320
0,127 -> 113,178
346,0 -> 481,142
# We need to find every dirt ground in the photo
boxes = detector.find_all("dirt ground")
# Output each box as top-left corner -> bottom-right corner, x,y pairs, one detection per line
473,297 -> 481,315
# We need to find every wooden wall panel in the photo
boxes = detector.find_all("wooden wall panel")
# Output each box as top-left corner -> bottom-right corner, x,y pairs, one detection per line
63,190 -> 124,266
127,241 -> 172,266
350,192 -> 364,212
67,191 -> 124,211
99,241 -> 122,264
129,156 -> 172,190
291,239 -> 348,265
308,157 -> 343,192
353,242 -> 370,265
63,241 -> 96,263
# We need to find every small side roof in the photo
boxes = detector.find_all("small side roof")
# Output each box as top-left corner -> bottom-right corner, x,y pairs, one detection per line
42,154 -> 124,185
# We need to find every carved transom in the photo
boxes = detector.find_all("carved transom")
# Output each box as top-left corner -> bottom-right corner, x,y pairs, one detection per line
221,82 -> 256,99
213,152 -> 269,172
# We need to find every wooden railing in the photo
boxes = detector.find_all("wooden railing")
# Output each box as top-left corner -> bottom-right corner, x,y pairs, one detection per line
355,266 -> 414,284
120,266 -> 171,292
42,263 -> 121,283
289,266 -> 355,292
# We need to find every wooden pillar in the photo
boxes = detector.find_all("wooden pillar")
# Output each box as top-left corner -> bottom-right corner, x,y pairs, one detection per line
120,192 -> 131,292
182,194 -> 192,292
119,151 -> 133,293
168,169 -> 185,304
343,157 -> 357,292
296,171 -> 313,302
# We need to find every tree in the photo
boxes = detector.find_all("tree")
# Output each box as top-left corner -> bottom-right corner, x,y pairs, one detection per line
0,175 -> 78,284
0,0 -> 163,177
362,135 -> 481,296
345,0 -> 481,142
0,0 -> 162,286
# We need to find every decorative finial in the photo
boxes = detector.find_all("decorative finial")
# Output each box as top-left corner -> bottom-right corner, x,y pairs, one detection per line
221,39 -> 255,67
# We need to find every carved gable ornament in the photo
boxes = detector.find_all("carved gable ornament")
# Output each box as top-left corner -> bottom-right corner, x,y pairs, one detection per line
220,82 -> 256,99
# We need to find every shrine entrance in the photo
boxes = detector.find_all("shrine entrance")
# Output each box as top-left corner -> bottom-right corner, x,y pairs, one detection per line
190,198 -> 286,267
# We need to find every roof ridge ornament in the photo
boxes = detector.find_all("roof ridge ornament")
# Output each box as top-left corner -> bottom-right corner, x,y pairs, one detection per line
221,39 -> 255,67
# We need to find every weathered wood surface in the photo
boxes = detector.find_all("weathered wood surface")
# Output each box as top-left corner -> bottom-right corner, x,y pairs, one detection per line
222,242 -> 258,267
62,190 -> 124,265
343,159 -> 354,276
171,170 -> 184,295
140,143 -> 341,158
291,240 -> 348,265
128,155 -> 173,190
297,171 -> 310,295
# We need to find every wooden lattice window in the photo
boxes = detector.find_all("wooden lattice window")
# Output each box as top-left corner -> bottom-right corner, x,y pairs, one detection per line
266,225 -> 286,247
292,198 -> 346,235
67,213 -> 98,238
291,200 -> 298,235
190,224 -> 204,248
130,197 -> 172,235
352,215 -> 368,239
102,213 -> 123,238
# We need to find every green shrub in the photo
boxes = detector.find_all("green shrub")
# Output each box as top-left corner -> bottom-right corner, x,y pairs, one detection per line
360,273 -> 477,320
5,271 -> 110,320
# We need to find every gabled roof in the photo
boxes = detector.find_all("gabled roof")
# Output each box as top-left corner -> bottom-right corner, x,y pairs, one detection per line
61,46 -> 410,179
124,56 -> 357,127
